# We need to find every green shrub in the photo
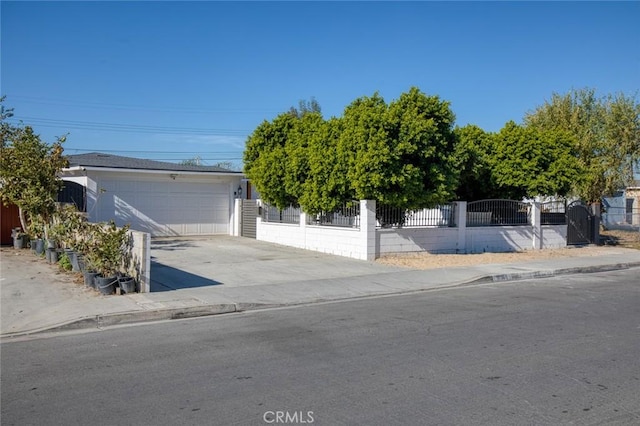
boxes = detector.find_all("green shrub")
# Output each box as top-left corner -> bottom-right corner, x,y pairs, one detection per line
58,252 -> 72,271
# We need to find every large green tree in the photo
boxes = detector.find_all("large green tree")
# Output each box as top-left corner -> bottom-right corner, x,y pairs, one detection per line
524,88 -> 640,202
490,121 -> 580,199
244,98 -> 325,209
452,124 -> 495,201
338,87 -> 457,209
244,88 -> 459,212
243,113 -> 299,209
1,99 -> 69,235
299,117 -> 349,214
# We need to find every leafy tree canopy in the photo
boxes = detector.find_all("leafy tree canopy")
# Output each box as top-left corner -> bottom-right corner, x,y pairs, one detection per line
243,113 -> 299,209
0,97 -> 69,234
491,121 -> 580,199
243,88 -> 459,212
288,96 -> 321,118
452,124 -> 495,201
340,88 -> 457,209
524,87 -> 640,202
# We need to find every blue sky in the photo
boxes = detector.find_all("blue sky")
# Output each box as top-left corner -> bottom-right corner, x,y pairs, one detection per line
2,1 -> 639,167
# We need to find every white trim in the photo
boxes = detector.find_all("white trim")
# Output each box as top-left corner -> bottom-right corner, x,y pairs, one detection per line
63,166 -> 243,178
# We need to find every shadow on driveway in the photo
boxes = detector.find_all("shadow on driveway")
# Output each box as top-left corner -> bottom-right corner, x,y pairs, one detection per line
150,239 -> 198,251
150,261 -> 222,292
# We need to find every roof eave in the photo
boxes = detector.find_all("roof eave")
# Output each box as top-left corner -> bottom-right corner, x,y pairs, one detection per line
62,165 -> 244,177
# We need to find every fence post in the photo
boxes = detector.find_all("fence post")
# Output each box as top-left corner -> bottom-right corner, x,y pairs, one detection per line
361,200 -> 376,260
590,202 -> 601,245
255,199 -> 262,239
300,210 -> 307,248
232,198 -> 242,237
455,201 -> 467,253
138,231 -> 151,293
532,202 -> 542,249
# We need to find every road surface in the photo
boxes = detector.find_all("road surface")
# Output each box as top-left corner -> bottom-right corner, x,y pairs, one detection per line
2,268 -> 639,425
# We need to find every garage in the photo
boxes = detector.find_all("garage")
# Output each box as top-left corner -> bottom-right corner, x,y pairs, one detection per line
61,153 -> 243,237
96,177 -> 231,236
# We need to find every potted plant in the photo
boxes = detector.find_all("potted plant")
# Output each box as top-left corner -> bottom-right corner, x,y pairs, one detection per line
92,221 -> 130,295
55,205 -> 88,271
11,227 -> 27,249
45,215 -> 64,263
117,274 -> 137,294
27,216 -> 45,256
82,252 -> 100,288
80,224 -> 100,288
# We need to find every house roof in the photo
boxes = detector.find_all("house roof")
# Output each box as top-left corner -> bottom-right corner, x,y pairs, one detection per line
66,152 -> 242,174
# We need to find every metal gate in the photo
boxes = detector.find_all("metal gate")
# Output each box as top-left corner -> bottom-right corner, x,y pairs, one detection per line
567,201 -> 594,245
241,199 -> 258,238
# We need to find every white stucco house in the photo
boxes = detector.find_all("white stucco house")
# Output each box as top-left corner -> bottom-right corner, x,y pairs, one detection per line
602,162 -> 640,229
60,153 -> 245,237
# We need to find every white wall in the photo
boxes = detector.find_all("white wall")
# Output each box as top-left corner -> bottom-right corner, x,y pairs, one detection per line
255,200 -> 570,260
256,200 -> 375,261
377,227 -> 459,254
466,226 -> 533,253
127,230 -> 151,293
257,222 -> 307,251
65,171 -> 241,236
541,225 -> 568,249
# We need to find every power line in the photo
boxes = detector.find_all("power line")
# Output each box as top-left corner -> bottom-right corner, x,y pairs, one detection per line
8,95 -> 280,115
9,116 -> 250,135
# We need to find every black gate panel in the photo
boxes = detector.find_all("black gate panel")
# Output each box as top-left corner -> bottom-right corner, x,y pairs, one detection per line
567,201 -> 593,245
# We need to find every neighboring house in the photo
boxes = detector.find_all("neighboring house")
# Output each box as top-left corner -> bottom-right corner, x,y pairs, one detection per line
602,161 -> 640,229
61,153 -> 244,237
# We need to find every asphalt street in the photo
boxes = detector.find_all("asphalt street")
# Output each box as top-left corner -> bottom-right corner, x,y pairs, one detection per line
2,268 -> 639,426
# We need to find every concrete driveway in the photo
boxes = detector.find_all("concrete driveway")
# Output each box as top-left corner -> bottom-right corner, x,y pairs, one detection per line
150,236 -> 404,292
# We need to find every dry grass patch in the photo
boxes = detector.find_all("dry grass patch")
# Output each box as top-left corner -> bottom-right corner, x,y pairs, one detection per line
376,246 -> 626,270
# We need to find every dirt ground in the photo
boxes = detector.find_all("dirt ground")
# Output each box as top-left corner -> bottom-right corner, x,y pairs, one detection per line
376,229 -> 640,270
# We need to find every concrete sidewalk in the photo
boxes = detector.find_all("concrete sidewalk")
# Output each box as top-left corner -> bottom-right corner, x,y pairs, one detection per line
2,243 -> 639,338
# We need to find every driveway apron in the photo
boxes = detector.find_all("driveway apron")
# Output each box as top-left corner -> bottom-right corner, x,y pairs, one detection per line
150,236 -> 404,292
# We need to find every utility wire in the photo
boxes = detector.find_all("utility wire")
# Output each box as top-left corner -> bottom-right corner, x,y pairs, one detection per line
8,116 -> 249,135
8,95 -> 280,115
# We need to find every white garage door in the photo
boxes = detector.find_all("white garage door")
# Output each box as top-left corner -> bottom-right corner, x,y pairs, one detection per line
96,178 -> 230,236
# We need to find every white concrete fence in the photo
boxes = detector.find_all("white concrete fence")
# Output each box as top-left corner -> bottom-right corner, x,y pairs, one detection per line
251,200 -> 567,261
126,230 -> 152,293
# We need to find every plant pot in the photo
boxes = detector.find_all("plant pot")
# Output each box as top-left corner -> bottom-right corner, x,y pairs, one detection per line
95,275 -> 117,295
47,239 -> 57,249
118,276 -> 137,294
46,247 -> 59,263
13,235 -> 26,249
65,250 -> 78,271
83,271 -> 99,288
31,239 -> 45,255
72,253 -> 85,272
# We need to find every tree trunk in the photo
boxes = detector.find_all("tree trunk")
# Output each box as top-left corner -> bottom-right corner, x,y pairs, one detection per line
18,207 -> 27,234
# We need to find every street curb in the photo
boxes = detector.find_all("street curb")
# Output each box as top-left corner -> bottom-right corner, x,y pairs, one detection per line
464,262 -> 640,286
1,304 -> 239,339
2,262 -> 639,338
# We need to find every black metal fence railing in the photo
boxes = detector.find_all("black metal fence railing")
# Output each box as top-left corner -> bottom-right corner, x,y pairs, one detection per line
306,202 -> 360,228
540,200 -> 567,225
261,204 -> 301,224
467,199 -> 530,226
260,199 -> 578,228
376,204 -> 456,228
